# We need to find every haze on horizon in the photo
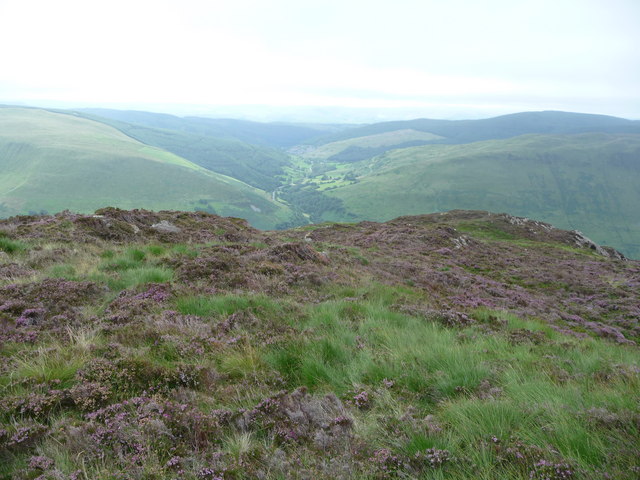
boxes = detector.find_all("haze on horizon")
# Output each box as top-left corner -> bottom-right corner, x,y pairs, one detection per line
1,0 -> 639,122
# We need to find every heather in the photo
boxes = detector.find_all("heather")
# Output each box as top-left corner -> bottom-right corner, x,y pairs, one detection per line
0,209 -> 638,479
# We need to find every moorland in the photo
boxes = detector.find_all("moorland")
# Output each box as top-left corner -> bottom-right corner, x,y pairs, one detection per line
0,208 -> 638,479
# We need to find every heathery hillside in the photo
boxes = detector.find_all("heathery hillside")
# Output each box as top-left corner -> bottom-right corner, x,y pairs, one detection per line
0,208 -> 638,479
317,133 -> 640,258
0,107 -> 294,229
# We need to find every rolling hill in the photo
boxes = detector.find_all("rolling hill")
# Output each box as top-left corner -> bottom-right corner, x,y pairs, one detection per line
0,107 -> 294,229
314,133 -> 640,257
311,111 -> 640,146
79,108 -> 338,148
297,111 -> 640,182
2,106 -> 639,256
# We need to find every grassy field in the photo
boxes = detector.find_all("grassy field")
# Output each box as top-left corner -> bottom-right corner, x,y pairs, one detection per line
320,133 -> 640,258
0,108 -> 294,229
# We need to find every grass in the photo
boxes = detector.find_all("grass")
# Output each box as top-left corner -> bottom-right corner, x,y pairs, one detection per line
175,293 -> 284,318
35,241 -> 176,292
256,289 -> 639,476
11,345 -> 90,388
0,236 -> 27,254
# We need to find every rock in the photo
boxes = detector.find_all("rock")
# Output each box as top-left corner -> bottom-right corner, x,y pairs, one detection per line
571,231 -> 625,260
452,234 -> 474,249
151,220 -> 181,233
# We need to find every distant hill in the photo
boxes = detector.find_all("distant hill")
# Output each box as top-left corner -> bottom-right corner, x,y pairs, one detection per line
79,108 -> 337,148
300,111 -> 640,169
311,111 -> 640,146
318,133 -> 640,258
0,107 -> 294,229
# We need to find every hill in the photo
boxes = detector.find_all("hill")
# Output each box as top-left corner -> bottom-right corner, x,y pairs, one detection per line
0,208 -> 638,479
309,133 -> 640,258
80,108 -> 338,148
0,107 -> 294,229
299,111 -> 640,167
311,111 -> 640,146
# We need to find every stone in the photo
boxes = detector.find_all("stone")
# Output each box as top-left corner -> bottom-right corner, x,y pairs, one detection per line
151,220 -> 181,233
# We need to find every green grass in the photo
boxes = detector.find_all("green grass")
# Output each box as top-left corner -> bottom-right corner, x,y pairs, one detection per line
10,345 -> 90,387
175,293 -> 284,318
256,289 -> 640,476
48,263 -> 77,279
0,212 -> 638,478
0,236 -> 27,254
301,128 -> 443,161
118,266 -> 173,287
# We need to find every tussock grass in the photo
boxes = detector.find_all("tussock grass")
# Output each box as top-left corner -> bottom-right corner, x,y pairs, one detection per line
258,286 -> 640,477
11,344 -> 90,387
175,293 -> 284,318
0,236 -> 27,254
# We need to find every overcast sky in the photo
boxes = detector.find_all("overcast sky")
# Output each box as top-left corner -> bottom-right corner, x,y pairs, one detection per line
1,0 -> 638,120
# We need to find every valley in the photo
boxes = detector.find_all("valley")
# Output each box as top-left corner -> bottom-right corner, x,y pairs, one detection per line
1,106 -> 639,257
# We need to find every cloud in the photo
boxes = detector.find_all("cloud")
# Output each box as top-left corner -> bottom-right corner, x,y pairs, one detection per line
1,0 -> 638,117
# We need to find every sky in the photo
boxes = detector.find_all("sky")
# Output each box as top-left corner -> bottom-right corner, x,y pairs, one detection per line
1,0 -> 639,121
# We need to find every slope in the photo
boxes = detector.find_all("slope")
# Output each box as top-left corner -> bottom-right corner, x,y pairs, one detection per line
77,115 -> 291,191
321,133 -> 640,258
0,107 -> 294,229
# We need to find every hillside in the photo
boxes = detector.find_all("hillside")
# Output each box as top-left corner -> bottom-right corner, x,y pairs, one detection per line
0,107 -> 294,229
314,133 -> 640,258
0,208 -> 638,479
78,112 -> 295,191
298,111 -> 640,167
